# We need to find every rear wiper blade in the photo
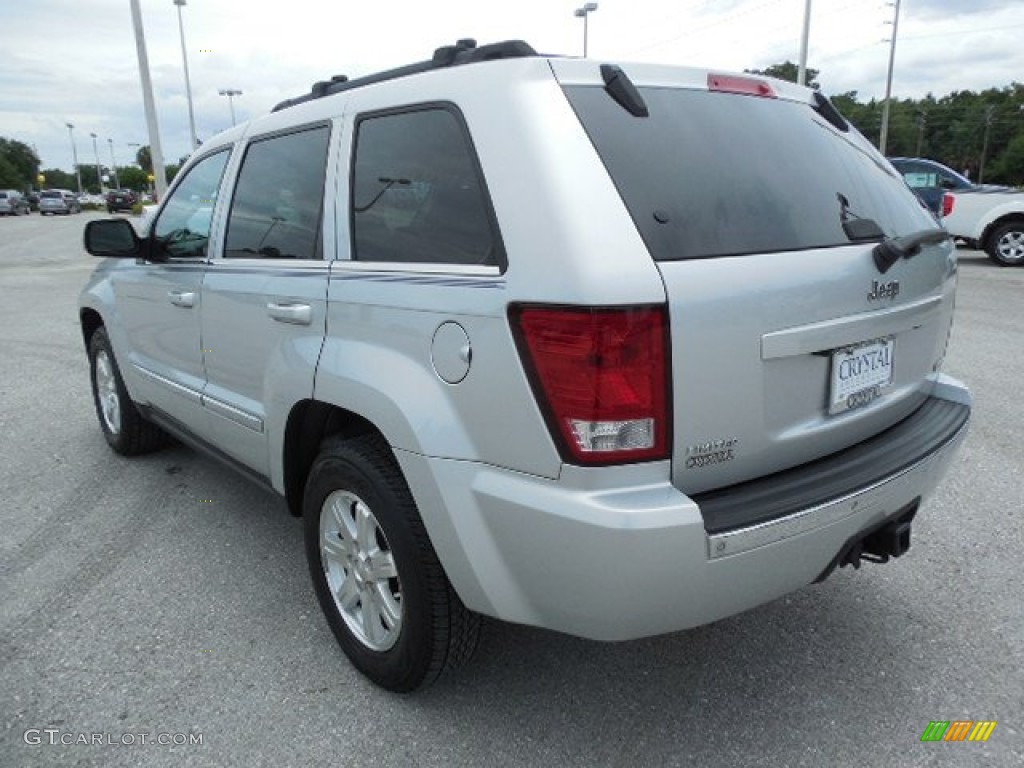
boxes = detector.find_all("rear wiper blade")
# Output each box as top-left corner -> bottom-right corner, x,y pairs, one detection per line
872,228 -> 950,274
837,192 -> 884,242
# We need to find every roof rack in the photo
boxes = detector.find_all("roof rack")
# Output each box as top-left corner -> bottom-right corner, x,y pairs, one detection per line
272,39 -> 538,113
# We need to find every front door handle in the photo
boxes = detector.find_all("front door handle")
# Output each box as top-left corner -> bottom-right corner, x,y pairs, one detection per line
267,302 -> 312,326
168,290 -> 196,308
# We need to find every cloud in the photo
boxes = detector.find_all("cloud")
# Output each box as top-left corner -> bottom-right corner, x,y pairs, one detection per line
907,0 -> 1015,20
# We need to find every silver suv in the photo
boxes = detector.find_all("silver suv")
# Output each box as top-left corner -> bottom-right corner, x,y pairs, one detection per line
79,40 -> 971,691
39,188 -> 82,215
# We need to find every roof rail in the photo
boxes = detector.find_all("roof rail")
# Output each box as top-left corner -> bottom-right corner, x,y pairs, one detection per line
272,39 -> 538,113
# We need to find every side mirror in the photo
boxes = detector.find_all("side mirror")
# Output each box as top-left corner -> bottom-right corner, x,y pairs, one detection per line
84,219 -> 141,258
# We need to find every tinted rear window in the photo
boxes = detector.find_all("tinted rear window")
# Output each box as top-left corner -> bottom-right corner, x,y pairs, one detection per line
41,191 -> 62,199
563,86 -> 935,261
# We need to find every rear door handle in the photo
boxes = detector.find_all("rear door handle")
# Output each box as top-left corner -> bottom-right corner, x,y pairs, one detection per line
267,302 -> 312,326
168,290 -> 196,308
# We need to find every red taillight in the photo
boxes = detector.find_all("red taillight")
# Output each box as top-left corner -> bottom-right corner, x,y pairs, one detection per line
942,193 -> 954,218
707,73 -> 776,98
509,305 -> 670,465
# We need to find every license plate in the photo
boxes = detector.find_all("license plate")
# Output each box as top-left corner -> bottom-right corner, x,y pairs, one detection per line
829,338 -> 894,414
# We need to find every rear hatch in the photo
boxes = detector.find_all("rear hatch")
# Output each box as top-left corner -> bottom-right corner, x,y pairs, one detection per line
557,63 -> 956,500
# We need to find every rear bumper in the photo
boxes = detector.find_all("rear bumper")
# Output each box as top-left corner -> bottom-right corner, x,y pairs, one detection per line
400,375 -> 970,642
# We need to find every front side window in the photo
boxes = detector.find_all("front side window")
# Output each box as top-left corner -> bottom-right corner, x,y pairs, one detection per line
152,150 -> 230,259
223,125 -> 330,260
351,106 -> 502,267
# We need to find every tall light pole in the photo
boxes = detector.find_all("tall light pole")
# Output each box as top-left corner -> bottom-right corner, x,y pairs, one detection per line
107,138 -> 121,190
219,89 -> 242,126
90,132 -> 104,194
129,0 -> 168,201
574,3 -> 598,58
173,0 -> 199,151
66,122 -> 82,195
879,0 -> 902,155
797,0 -> 813,86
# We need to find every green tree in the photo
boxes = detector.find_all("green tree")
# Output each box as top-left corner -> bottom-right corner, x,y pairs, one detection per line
0,137 -> 40,188
136,145 -> 152,173
0,154 -> 21,187
39,167 -> 76,190
118,166 -> 149,192
992,132 -> 1024,185
76,165 -> 104,194
745,61 -> 820,89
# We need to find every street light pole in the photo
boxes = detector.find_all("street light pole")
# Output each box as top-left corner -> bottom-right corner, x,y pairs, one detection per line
797,0 -> 813,86
129,0 -> 168,201
219,89 -> 242,126
90,132 -> 104,194
879,0 -> 902,155
108,139 -> 121,190
66,122 -> 82,195
573,3 -> 598,58
173,0 -> 199,151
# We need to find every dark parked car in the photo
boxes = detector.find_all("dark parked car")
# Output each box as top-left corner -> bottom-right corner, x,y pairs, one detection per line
888,157 -> 973,216
105,189 -> 138,213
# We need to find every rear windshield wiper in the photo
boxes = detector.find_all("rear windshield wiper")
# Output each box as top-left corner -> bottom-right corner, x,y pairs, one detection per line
872,228 -> 950,274
837,192 -> 885,242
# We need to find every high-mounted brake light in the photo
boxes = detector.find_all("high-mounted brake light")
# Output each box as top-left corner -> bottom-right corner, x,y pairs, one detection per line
942,193 -> 954,218
509,305 -> 670,465
707,73 -> 776,98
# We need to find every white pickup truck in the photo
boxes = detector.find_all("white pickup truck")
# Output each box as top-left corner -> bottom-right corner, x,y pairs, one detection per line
943,187 -> 1024,266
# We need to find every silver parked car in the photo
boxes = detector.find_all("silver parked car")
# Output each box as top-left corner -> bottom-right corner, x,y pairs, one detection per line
0,189 -> 30,215
79,40 -> 970,691
39,188 -> 81,215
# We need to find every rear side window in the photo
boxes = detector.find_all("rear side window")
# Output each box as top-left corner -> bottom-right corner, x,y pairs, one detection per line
224,125 -> 330,260
350,106 -> 503,268
563,86 -> 936,261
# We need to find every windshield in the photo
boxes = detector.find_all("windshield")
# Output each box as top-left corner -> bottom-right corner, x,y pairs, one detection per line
563,86 -> 936,261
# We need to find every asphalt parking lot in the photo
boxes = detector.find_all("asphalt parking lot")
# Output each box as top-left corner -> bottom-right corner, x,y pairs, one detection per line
1,212 -> 1020,767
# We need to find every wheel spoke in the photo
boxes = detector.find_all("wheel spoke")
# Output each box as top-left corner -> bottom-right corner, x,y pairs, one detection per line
360,588 -> 382,644
372,583 -> 402,630
329,497 -> 358,550
354,501 -> 374,548
320,532 -> 350,562
366,551 -> 397,581
335,575 -> 361,612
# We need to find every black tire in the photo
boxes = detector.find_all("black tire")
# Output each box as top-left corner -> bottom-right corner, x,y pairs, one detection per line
88,327 -> 169,455
304,433 -> 480,692
985,222 -> 1024,267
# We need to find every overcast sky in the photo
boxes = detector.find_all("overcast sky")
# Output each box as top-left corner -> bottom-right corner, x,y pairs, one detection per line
2,0 -> 1022,177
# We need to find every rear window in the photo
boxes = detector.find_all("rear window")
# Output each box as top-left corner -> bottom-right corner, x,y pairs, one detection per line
563,86 -> 935,261
41,191 -> 62,199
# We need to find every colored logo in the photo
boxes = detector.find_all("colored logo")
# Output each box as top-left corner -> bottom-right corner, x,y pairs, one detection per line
920,721 -> 997,742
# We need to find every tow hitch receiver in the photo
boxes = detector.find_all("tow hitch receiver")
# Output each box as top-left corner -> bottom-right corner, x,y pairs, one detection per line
859,519 -> 912,563
815,501 -> 919,582
841,504 -> 918,570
